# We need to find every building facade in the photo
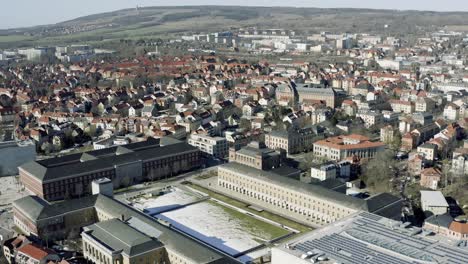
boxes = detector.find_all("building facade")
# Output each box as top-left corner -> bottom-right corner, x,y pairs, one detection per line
265,127 -> 320,154
420,190 -> 449,215
19,138 -> 201,201
82,219 -> 165,264
13,194 -> 239,264
188,134 -> 228,158
217,163 -> 402,227
228,141 -> 283,170
313,134 -> 385,160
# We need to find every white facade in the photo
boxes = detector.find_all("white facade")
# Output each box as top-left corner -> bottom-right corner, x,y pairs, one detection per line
188,134 -> 228,158
420,190 -> 449,215
444,104 -> 460,121
376,59 -> 402,71
356,111 -> 383,128
310,164 -> 336,181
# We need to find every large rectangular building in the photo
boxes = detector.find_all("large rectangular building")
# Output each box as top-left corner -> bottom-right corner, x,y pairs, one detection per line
13,194 -> 240,264
313,134 -> 385,160
82,219 -> 165,264
188,134 -> 228,158
19,138 -> 201,201
265,127 -> 320,154
272,211 -> 468,264
275,83 -> 344,108
218,163 -> 402,227
228,141 -> 283,170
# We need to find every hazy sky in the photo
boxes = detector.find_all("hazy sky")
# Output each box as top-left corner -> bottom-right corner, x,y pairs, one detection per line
2,0 -> 468,29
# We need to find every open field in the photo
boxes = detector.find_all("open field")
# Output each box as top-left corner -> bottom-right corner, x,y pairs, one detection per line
131,186 -> 201,215
184,182 -> 313,233
0,175 -> 28,231
2,6 -> 468,48
157,200 -> 289,262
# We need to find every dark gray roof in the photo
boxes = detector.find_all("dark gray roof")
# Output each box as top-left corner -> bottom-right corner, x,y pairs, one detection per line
270,166 -> 301,178
20,140 -> 198,182
313,178 -> 347,192
14,195 -> 241,263
296,84 -> 336,95
12,196 -> 50,222
237,145 -> 280,158
93,195 -> 241,263
219,162 -> 369,211
13,195 -> 97,222
365,193 -> 403,220
267,130 -> 289,139
425,213 -> 453,229
83,218 -> 163,256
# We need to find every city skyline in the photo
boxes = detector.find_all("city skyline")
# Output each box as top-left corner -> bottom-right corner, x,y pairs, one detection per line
2,0 -> 468,29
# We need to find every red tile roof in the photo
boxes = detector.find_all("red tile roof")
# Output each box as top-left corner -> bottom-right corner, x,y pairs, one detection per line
18,244 -> 55,261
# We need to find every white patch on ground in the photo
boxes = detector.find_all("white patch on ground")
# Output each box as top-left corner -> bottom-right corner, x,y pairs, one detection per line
0,175 -> 27,230
157,201 -> 268,262
132,187 -> 198,215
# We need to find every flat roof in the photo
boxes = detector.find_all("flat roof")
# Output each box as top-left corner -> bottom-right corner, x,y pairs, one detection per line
275,211 -> 468,264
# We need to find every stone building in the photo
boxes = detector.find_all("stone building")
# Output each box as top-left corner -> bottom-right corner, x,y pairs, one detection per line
420,167 -> 442,190
313,134 -> 385,160
12,194 -> 239,264
380,125 -> 395,144
265,127 -> 320,154
19,138 -> 201,201
228,141 -> 284,170
275,83 -> 344,108
218,163 -> 402,227
82,219 -> 165,264
188,133 -> 228,158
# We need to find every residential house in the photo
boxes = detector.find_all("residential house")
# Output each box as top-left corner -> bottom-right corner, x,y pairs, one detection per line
415,97 -> 436,112
390,99 -> 415,114
15,244 -> 59,264
417,143 -> 438,163
356,110 -> 383,128
444,103 -> 460,121
420,167 -> 442,190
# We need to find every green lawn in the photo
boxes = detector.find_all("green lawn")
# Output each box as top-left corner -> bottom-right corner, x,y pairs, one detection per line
185,182 -> 313,233
0,35 -> 34,43
206,200 -> 289,241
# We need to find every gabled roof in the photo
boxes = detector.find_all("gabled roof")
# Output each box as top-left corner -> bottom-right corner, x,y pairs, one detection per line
83,218 -> 163,256
18,244 -> 55,260
19,139 -> 197,182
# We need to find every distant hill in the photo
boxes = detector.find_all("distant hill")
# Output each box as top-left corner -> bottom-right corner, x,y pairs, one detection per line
1,6 -> 468,48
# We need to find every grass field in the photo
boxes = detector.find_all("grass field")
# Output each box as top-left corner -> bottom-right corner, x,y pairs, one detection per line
156,199 -> 289,261
185,182 -> 313,233
207,200 -> 289,240
0,35 -> 34,43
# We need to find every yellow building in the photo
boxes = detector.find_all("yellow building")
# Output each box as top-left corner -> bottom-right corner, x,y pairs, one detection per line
218,163 -> 402,226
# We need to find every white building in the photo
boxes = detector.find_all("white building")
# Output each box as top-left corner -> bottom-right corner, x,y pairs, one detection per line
17,48 -> 46,61
311,163 -> 336,181
420,190 -> 449,215
310,161 -> 351,181
356,110 -> 383,128
443,103 -> 460,121
188,134 -> 228,158
376,59 -> 402,71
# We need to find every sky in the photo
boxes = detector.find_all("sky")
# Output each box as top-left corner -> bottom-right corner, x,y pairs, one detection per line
2,0 -> 468,29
